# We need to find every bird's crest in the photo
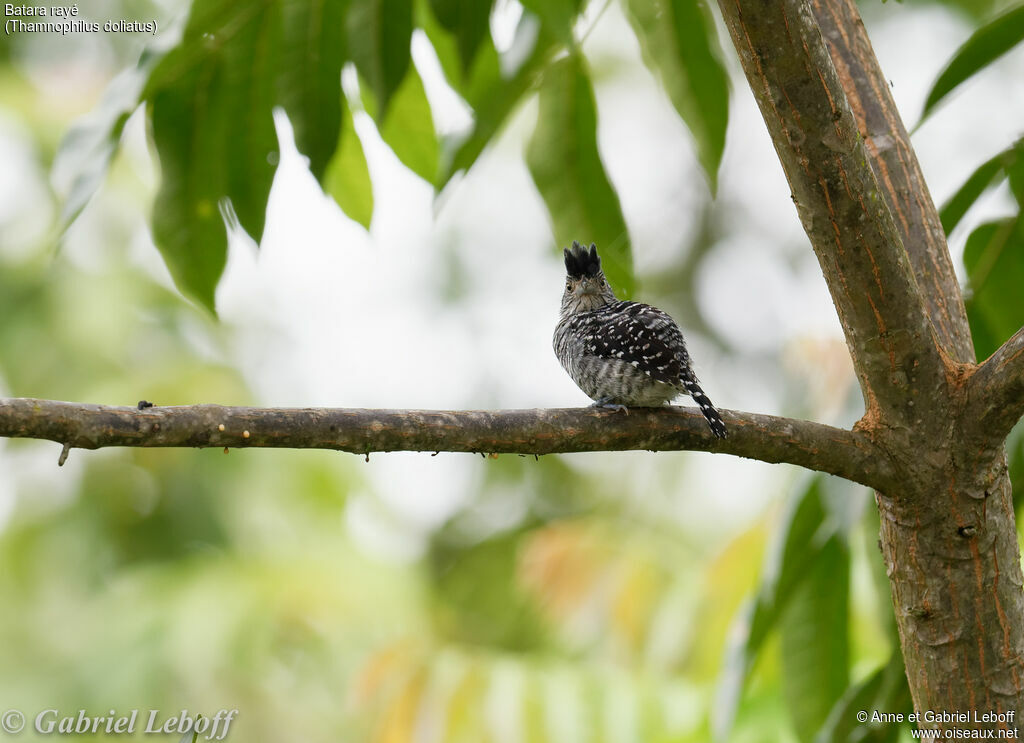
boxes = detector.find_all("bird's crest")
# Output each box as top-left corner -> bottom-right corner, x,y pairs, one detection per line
564,241 -> 601,279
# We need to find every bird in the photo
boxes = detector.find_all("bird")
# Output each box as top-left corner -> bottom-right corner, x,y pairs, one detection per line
553,241 -> 727,438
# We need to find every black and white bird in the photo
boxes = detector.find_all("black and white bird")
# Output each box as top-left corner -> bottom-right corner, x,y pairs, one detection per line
553,241 -> 727,438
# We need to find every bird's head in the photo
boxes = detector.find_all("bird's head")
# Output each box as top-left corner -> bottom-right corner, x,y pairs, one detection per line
561,241 -> 616,314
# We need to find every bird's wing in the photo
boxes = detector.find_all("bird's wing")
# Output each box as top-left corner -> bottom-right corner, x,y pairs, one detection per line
570,302 -> 687,387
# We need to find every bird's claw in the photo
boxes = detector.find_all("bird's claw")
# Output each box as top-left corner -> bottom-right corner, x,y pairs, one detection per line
592,399 -> 629,415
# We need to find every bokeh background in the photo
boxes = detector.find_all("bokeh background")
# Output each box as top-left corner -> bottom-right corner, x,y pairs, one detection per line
1,0 -> 1023,740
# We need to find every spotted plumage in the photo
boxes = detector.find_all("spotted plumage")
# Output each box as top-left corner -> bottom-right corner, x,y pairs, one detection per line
553,241 -> 727,438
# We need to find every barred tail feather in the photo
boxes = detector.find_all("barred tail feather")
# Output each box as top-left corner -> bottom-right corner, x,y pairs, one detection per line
681,371 -> 727,439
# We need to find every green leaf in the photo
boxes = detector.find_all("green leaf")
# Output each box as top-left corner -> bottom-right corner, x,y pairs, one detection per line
813,652 -> 912,743
324,102 -> 374,229
347,0 -> 413,122
940,151 -> 1009,235
147,2 -> 282,312
713,478 -> 840,741
362,64 -> 440,183
780,536 -> 849,742
519,0 -> 582,45
427,0 -> 493,75
1006,139 -> 1024,206
53,49 -> 162,233
526,54 -> 634,297
919,3 -> 1024,124
623,0 -> 730,192
141,1 -> 355,311
428,14 -> 557,188
277,0 -> 348,181
416,0 -> 474,97
963,216 -> 1024,360
940,138 -> 1024,234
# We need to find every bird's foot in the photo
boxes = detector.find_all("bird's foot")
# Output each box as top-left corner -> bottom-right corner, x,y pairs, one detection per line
591,398 -> 629,415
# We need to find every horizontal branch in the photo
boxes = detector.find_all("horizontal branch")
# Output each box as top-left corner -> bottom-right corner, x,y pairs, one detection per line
0,397 -> 893,490
968,327 -> 1024,441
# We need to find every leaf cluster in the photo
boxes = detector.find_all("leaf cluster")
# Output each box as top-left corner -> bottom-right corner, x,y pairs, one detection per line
55,0 -> 732,311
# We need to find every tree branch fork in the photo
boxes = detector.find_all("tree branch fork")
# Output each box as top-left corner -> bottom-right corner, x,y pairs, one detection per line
0,397 -> 896,491
968,327 -> 1024,441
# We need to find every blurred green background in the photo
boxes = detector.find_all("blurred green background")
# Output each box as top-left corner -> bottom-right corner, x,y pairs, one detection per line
1,0 -> 1024,741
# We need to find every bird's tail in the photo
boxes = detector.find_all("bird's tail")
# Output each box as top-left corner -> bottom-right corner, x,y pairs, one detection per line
681,369 -> 727,439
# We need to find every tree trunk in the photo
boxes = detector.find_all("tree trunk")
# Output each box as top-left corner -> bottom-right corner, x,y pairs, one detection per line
715,0 -> 1024,728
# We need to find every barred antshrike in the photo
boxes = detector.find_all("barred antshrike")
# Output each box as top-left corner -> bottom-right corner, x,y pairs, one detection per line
553,241 -> 727,438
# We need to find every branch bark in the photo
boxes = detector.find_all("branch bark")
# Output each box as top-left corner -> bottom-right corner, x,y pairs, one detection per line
715,0 -> 947,427
810,0 -> 975,364
0,397 -> 892,489
969,327 -> 1024,441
